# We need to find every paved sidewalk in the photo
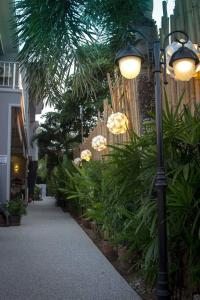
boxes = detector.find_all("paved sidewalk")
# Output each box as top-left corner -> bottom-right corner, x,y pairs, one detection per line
0,197 -> 141,300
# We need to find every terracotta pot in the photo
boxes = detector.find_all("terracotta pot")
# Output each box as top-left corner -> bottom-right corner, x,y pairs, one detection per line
117,245 -> 132,272
90,221 -> 97,232
118,245 -> 128,259
61,201 -> 69,212
9,215 -> 21,226
81,218 -> 91,229
85,228 -> 96,240
101,240 -> 116,260
0,214 -> 6,226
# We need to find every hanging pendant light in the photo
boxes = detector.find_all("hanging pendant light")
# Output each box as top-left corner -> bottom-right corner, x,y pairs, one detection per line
73,157 -> 82,166
92,135 -> 107,151
169,46 -> 199,81
115,44 -> 144,79
81,150 -> 92,161
107,112 -> 128,134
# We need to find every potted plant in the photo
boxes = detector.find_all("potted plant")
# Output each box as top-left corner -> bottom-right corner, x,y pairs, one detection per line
5,198 -> 26,226
81,217 -> 92,229
33,185 -> 42,201
117,244 -> 132,272
0,203 -> 8,226
0,213 -> 6,226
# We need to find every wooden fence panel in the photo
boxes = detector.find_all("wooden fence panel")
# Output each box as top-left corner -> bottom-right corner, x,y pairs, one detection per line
73,0 -> 200,161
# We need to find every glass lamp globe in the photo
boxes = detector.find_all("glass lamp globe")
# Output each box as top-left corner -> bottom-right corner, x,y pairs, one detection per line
14,163 -> 20,173
173,58 -> 196,81
193,48 -> 200,78
118,56 -> 142,79
73,157 -> 82,166
81,150 -> 92,161
92,135 -> 107,151
193,63 -> 200,79
169,46 -> 199,81
107,112 -> 128,134
166,41 -> 200,80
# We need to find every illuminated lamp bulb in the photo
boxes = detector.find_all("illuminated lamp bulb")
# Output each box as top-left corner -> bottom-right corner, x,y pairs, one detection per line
107,112 -> 128,134
92,135 -> 107,151
118,56 -> 142,79
14,163 -> 20,173
115,44 -> 144,80
173,59 -> 196,81
73,157 -> 82,166
169,46 -> 199,81
81,150 -> 92,162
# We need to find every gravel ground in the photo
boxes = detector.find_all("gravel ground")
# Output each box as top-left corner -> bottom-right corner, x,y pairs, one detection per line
0,197 -> 141,300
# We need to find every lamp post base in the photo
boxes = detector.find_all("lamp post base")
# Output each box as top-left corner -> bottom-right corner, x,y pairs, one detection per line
156,272 -> 170,299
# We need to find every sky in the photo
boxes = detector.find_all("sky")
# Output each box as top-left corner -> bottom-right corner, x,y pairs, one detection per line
36,0 -> 176,123
153,0 -> 175,28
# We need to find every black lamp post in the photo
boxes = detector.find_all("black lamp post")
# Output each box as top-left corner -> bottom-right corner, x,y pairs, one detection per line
115,28 -> 199,300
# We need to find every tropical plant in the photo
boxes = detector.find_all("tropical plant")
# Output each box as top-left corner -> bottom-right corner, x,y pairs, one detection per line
33,185 -> 41,201
14,0 -> 153,102
15,0 -> 96,99
37,157 -> 48,182
5,198 -> 27,216
63,100 -> 200,296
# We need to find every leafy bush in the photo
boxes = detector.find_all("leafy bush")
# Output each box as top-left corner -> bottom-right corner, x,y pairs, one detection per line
34,185 -> 41,201
53,101 -> 200,296
5,198 -> 27,216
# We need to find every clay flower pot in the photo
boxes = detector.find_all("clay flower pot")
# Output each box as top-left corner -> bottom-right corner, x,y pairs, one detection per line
81,218 -> 91,229
90,221 -> 97,232
117,245 -> 132,272
9,215 -> 21,226
101,240 -> 116,260
0,214 -> 6,226
118,245 -> 128,258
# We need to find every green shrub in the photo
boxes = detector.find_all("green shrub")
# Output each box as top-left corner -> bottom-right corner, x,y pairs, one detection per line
34,185 -> 41,200
5,198 -> 27,216
53,100 -> 200,295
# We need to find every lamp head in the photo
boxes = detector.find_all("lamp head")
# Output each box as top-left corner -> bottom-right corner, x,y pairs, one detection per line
115,44 -> 144,79
169,46 -> 199,81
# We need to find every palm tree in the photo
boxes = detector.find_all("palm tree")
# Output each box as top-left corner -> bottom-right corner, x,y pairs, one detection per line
14,0 -> 153,102
15,0 -> 96,101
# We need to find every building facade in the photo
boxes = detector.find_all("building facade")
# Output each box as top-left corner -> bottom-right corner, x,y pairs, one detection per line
0,0 -> 41,204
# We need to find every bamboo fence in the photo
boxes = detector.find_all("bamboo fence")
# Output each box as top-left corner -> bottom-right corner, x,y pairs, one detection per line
73,0 -> 200,160
74,74 -> 141,160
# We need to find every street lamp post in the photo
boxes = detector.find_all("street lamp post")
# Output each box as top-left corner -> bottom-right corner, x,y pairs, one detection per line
115,28 -> 199,300
79,105 -> 84,143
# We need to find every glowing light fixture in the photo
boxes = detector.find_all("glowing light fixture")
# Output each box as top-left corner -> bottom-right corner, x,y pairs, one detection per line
169,46 -> 199,81
116,39 -> 199,82
107,112 -> 128,134
73,157 -> 82,166
13,163 -> 20,173
115,44 -> 143,79
81,150 -> 92,161
114,28 -> 200,299
92,135 -> 107,151
193,63 -> 200,79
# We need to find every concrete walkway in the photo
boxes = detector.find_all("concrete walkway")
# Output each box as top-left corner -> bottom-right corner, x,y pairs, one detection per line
0,197 -> 141,300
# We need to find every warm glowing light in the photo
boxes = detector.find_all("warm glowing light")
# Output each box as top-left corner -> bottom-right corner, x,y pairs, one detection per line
173,58 -> 196,81
193,49 -> 200,78
13,163 -> 20,173
118,56 -> 142,79
166,41 -> 200,80
107,112 -> 128,134
81,150 -> 92,161
92,135 -> 107,151
193,63 -> 200,79
73,157 -> 82,166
